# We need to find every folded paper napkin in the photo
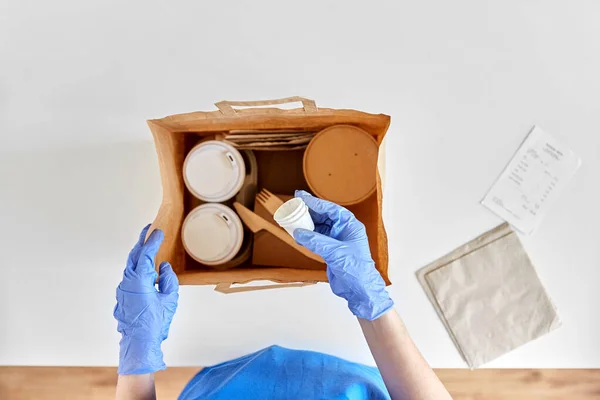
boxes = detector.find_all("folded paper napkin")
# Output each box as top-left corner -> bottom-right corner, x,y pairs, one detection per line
417,223 -> 561,368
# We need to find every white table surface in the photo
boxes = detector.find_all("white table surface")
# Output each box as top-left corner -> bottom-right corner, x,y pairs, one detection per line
1,0 -> 599,368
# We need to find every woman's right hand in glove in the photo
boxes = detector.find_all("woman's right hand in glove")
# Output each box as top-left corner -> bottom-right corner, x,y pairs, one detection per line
293,190 -> 394,321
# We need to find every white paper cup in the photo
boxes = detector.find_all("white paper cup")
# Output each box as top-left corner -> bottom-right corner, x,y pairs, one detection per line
183,140 -> 246,202
182,203 -> 244,266
273,197 -> 315,237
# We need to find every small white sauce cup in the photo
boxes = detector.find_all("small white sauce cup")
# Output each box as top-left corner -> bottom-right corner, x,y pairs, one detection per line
273,197 -> 315,236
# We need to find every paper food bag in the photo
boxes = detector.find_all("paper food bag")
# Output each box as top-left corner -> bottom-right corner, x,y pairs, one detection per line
417,223 -> 561,368
147,97 -> 391,291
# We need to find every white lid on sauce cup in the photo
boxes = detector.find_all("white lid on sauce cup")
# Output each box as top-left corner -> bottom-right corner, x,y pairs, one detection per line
184,140 -> 246,202
182,203 -> 244,266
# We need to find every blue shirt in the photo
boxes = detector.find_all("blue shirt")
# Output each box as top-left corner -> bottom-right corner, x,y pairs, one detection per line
179,345 -> 390,400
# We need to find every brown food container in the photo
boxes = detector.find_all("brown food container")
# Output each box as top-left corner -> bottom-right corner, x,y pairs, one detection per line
304,125 -> 379,206
147,97 -> 391,293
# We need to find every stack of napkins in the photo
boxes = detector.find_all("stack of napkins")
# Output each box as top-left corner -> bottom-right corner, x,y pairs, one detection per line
217,130 -> 316,151
417,223 -> 561,368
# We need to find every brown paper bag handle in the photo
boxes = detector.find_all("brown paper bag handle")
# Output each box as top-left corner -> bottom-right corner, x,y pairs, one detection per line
214,281 -> 317,294
215,96 -> 317,116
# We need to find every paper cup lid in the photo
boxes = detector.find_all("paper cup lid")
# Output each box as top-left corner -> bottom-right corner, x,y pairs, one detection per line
184,140 -> 246,202
304,125 -> 378,205
182,203 -> 244,265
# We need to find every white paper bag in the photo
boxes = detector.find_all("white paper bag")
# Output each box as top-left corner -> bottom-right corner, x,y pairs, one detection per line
416,223 -> 561,368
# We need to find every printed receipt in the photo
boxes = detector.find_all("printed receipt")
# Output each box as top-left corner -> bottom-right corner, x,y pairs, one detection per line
481,126 -> 581,234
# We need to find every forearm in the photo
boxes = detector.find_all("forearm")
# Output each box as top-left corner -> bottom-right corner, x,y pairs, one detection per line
116,374 -> 156,400
359,309 -> 452,400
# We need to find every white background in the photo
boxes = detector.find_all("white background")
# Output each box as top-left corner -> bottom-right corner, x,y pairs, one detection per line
1,0 -> 599,368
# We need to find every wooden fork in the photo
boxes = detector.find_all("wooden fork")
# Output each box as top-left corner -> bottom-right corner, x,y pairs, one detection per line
233,202 -> 325,265
256,189 -> 284,216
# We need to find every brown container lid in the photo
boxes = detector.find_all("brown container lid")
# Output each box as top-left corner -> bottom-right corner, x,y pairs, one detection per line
303,125 -> 378,205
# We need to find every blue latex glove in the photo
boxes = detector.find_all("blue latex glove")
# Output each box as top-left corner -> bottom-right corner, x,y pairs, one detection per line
293,191 -> 394,321
113,225 -> 179,375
